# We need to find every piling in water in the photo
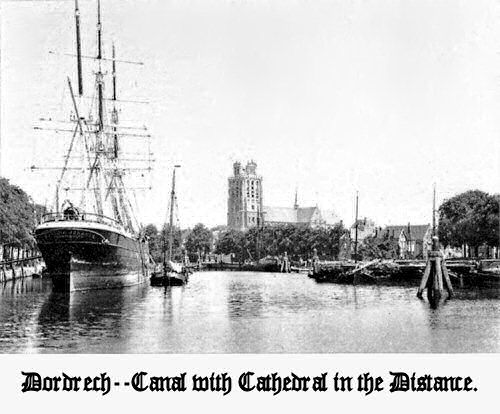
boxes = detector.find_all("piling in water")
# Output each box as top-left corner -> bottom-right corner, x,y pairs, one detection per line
417,236 -> 453,307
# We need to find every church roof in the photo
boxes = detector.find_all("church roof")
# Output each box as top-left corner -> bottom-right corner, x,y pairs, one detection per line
263,205 -> 340,226
263,206 -> 298,223
297,207 -> 318,223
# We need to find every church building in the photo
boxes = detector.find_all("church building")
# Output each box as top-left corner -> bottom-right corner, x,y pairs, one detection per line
227,161 -> 340,230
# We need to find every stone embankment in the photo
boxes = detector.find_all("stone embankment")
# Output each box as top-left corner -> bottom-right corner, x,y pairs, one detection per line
0,256 -> 44,283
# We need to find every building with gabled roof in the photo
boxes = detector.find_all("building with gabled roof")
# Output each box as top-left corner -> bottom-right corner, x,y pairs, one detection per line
227,161 -> 341,230
381,223 -> 432,259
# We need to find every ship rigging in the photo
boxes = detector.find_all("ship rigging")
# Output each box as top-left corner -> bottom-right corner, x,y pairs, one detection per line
33,0 -> 153,291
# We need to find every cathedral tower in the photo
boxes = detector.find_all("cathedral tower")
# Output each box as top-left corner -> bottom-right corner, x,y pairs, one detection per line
227,160 -> 263,230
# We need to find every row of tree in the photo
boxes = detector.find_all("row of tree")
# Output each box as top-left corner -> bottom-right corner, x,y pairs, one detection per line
143,222 -> 347,264
0,177 -> 45,248
215,223 -> 346,261
143,222 -> 213,263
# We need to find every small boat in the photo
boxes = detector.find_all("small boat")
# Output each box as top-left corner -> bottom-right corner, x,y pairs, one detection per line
150,166 -> 189,287
151,261 -> 189,286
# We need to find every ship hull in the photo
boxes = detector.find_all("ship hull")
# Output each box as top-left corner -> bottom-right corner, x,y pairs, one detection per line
35,224 -> 149,292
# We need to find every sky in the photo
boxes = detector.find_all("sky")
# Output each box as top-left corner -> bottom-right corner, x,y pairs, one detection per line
1,0 -> 499,229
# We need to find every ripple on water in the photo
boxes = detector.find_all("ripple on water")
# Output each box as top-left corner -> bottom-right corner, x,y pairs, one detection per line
0,272 -> 498,353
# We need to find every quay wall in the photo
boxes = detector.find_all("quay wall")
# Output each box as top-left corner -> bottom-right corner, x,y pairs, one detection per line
0,257 -> 44,283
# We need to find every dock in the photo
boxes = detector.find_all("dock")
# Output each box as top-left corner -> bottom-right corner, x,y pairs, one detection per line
202,261 -> 280,272
309,258 -> 500,286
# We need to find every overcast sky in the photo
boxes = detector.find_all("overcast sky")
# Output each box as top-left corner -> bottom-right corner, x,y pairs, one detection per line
1,0 -> 499,228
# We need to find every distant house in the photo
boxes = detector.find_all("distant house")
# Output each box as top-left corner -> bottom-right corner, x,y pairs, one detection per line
338,231 -> 352,261
349,217 -> 376,242
339,218 -> 377,260
210,225 -> 228,252
382,224 -> 432,259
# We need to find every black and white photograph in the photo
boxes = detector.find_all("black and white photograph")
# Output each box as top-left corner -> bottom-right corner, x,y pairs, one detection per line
0,0 -> 499,358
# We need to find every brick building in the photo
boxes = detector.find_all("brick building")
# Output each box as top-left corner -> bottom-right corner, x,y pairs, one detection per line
227,161 -> 264,231
227,161 -> 340,230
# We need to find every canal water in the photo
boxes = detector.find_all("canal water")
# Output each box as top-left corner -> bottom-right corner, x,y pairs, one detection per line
0,271 -> 498,353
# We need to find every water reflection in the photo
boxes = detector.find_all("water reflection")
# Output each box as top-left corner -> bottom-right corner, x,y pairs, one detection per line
31,283 -> 149,352
227,278 -> 264,318
0,272 -> 498,353
0,277 -> 46,297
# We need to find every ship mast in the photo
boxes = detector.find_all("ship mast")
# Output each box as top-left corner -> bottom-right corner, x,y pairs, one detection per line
167,166 -> 181,263
74,0 -> 83,96
34,0 -> 151,232
91,0 -> 105,216
432,183 -> 436,237
55,0 -> 85,214
105,42 -> 122,224
112,44 -> 119,158
96,0 -> 104,133
354,191 -> 359,263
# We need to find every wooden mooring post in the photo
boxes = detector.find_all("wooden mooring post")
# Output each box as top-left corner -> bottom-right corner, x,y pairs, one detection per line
312,248 -> 319,274
280,251 -> 291,273
417,236 -> 453,307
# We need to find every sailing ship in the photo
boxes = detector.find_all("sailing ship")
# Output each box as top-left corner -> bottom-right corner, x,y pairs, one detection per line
34,0 -> 152,291
150,166 -> 190,286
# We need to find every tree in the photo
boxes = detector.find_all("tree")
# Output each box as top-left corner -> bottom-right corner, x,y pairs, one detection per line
438,190 -> 499,256
358,235 -> 399,260
144,223 -> 159,258
143,223 -> 182,262
185,223 -> 213,257
227,223 -> 346,261
309,224 -> 345,259
215,229 -> 244,255
211,223 -> 346,262
0,177 -> 45,248
160,224 -> 183,261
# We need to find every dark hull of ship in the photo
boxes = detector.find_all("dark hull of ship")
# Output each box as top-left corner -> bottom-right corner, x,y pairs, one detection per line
35,225 -> 149,292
